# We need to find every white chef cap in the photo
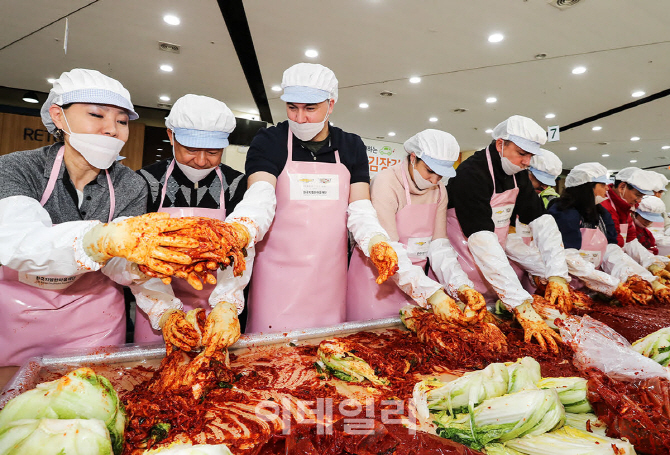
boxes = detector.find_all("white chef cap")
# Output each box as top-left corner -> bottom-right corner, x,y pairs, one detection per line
529,149 -> 563,186
404,129 -> 460,178
636,195 -> 666,223
648,171 -> 669,193
565,162 -> 613,188
491,115 -> 547,155
626,169 -> 656,196
165,94 -> 236,148
280,63 -> 338,104
40,68 -> 138,133
615,167 -> 640,183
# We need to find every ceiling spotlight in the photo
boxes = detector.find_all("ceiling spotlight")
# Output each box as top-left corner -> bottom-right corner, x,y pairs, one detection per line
602,154 -> 610,157
592,126 -> 602,131
630,159 -> 638,163
22,91 -> 39,103
160,64 -> 173,72
486,97 -> 497,103
632,90 -> 645,98
159,95 -> 170,102
359,102 -> 369,109
47,78 -> 56,84
157,148 -> 163,151
163,14 -> 180,25
388,132 -> 396,137
488,33 -> 504,43
305,49 -> 319,58
569,146 -> 578,151
409,76 -> 421,84
271,85 -> 281,92
572,66 -> 587,75
663,146 -> 670,150
485,129 -> 493,134
631,136 -> 640,141
429,117 -> 438,122
545,113 -> 556,119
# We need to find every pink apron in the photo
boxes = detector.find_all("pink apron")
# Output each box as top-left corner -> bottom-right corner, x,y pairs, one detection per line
246,130 -> 350,333
569,227 -> 609,290
446,147 -> 521,306
133,159 -> 226,343
0,146 -> 124,367
346,161 -> 444,321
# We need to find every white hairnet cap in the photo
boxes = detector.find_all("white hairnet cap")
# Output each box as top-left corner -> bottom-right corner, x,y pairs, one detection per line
165,94 -> 236,148
615,167 -> 640,183
404,129 -> 460,178
565,162 -> 613,188
491,115 -> 546,155
626,169 -> 656,196
648,171 -> 669,193
636,195 -> 666,222
280,63 -> 338,103
40,68 -> 138,133
529,149 -> 563,186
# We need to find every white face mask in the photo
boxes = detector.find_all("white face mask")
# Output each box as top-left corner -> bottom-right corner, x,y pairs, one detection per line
411,158 -> 437,190
61,108 -> 125,169
595,195 -> 607,205
288,100 -> 331,141
499,142 -> 524,176
173,148 -> 217,183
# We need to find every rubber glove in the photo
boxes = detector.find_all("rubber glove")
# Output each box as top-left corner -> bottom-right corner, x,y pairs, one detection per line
428,289 -> 470,325
612,283 -> 649,306
624,275 -> 655,304
649,263 -> 670,282
513,300 -> 562,353
457,285 -> 487,323
160,309 -> 200,351
544,276 -> 573,313
82,212 -> 199,275
652,280 -> 670,305
202,301 -> 241,357
368,234 -> 399,284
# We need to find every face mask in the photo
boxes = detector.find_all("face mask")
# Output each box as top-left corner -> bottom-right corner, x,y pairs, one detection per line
595,195 -> 607,205
412,159 -> 437,190
61,108 -> 125,169
288,100 -> 331,141
173,148 -> 217,183
499,142 -> 524,175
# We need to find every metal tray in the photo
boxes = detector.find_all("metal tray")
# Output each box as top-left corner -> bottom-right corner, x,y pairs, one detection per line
0,317 -> 403,408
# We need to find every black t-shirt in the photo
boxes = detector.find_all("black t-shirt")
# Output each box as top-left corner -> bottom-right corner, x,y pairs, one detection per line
245,121 -> 370,184
447,142 -> 545,238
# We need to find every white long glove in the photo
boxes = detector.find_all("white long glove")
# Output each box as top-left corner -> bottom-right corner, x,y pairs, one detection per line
623,238 -> 669,268
389,241 -> 442,306
347,199 -> 390,257
468,230 -> 532,310
225,181 -> 277,248
504,233 -> 548,278
564,249 -> 620,295
428,237 -> 474,299
0,195 -> 100,275
208,248 -> 254,315
528,214 -> 570,280
601,243 -> 656,283
101,257 -> 183,330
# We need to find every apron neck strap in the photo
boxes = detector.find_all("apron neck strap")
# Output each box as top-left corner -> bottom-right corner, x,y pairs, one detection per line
486,145 -> 518,193
41,145 -> 114,222
288,128 -> 340,164
159,159 -> 225,211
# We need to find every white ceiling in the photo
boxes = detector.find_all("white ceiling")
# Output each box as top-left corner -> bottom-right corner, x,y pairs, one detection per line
2,0 -> 670,175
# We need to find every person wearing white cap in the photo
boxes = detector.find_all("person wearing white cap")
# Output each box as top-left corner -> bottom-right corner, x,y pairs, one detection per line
647,171 -> 670,235
133,94 -> 276,349
0,69 -> 208,367
244,63 -> 398,333
528,149 -> 562,208
346,129 -> 487,324
547,163 -> 670,305
447,115 -> 571,353
631,196 -> 666,255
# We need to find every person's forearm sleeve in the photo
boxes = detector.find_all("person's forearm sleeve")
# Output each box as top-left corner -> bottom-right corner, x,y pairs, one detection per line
529,214 -> 570,280
428,237 -> 473,299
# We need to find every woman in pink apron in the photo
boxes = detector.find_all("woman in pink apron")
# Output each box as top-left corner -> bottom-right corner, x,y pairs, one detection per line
0,69 -> 147,366
346,129 -> 483,321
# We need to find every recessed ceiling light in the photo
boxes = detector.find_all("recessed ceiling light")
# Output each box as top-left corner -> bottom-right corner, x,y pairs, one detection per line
663,146 -> 670,150
329,121 -> 334,126
602,154 -> 610,157
488,33 -> 504,43
160,64 -> 173,72
271,85 -> 281,92
47,78 -> 56,84
22,91 -> 39,103
305,49 -> 319,58
159,95 -> 170,102
162,139 -> 171,143
359,102 -> 369,109
592,126 -> 602,131
157,148 -> 163,151
631,136 -> 640,141
388,132 -> 396,137
163,14 -> 180,25
572,66 -> 587,75
631,90 -> 645,98
429,117 -> 438,122
409,76 -> 421,84
485,128 -> 493,134
486,97 -> 497,103
569,146 -> 578,151
630,159 -> 638,163
545,113 -> 556,119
